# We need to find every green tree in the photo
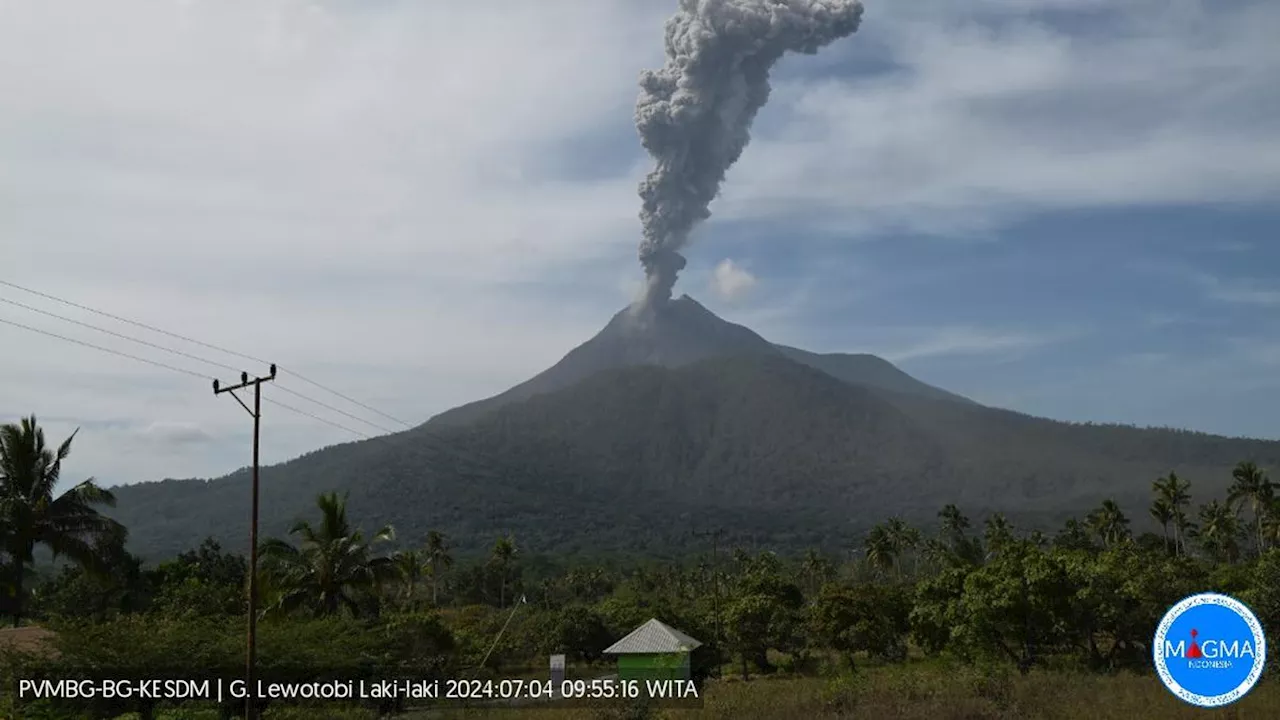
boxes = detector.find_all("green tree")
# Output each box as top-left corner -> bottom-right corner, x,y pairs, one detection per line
258,491 -> 396,617
1244,549 -> 1280,651
1228,461 -> 1273,557
548,604 -> 613,664
30,525 -> 148,622
722,551 -> 804,677
808,583 -> 910,669
0,415 -> 123,627
983,513 -> 1015,559
724,593 -> 793,680
149,537 -> 246,618
953,540 -> 1074,674
909,565 -> 968,656
425,530 -> 454,607
1058,544 -> 1199,670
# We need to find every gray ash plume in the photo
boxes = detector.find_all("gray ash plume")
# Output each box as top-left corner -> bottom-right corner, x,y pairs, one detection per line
634,0 -> 864,306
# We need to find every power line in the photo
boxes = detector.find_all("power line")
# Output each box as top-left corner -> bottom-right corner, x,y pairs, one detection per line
0,292 -> 399,434
271,385 -> 395,435
0,315 -> 210,379
280,371 -> 409,428
0,278 -> 411,428
1,296 -> 242,373
0,279 -> 269,363
263,397 -> 372,440
6,304 -> 502,489
0,313 -> 377,442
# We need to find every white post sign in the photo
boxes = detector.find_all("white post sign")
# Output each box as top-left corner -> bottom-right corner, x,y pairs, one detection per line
550,653 -> 566,694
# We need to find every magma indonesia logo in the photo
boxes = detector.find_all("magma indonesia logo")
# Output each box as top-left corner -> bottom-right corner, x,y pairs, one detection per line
1153,593 -> 1267,707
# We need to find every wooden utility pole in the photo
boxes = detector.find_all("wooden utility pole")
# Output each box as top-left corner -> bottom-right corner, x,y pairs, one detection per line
213,365 -> 275,720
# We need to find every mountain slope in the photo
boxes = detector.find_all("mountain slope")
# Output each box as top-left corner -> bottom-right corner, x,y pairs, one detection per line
110,354 -> 947,559
429,295 -> 972,427
773,345 -> 975,406
106,352 -> 1280,562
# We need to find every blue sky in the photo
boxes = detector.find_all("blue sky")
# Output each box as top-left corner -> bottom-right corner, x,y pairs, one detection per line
1,0 -> 1278,489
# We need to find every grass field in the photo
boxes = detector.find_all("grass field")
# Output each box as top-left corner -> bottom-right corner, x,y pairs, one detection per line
82,653 -> 1280,712
407,658 -> 1280,720
89,658 -> 1280,719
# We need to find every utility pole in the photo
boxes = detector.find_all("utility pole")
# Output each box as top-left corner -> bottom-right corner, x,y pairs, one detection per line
213,365 -> 275,720
694,528 -> 724,669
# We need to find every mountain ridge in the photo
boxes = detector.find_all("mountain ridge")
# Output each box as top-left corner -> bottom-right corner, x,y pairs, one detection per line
428,294 -> 973,427
100,297 -> 1280,561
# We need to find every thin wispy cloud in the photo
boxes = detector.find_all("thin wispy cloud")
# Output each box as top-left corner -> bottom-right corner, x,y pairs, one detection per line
140,421 -> 213,447
1201,278 -> 1280,308
878,326 -> 1080,363
709,259 -> 758,303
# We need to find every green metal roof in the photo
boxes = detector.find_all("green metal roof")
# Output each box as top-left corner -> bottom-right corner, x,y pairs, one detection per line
603,618 -> 703,655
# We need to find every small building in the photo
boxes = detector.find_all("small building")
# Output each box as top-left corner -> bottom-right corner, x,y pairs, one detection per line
602,618 -> 702,682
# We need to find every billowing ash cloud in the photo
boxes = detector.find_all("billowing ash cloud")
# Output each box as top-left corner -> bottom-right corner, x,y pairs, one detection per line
635,0 -> 864,306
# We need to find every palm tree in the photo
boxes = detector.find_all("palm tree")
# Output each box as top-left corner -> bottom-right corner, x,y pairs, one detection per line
919,536 -> 952,568
1196,501 -> 1242,564
863,525 -> 895,578
1261,498 -> 1280,552
801,548 -> 834,596
258,492 -> 396,618
938,504 -> 970,547
1153,472 -> 1192,555
1227,461 -> 1273,557
0,416 -> 123,627
1086,499 -> 1131,548
490,535 -> 517,609
1053,518 -> 1095,552
884,517 -> 920,578
393,549 -> 425,607
1149,498 -> 1175,554
424,530 -> 453,607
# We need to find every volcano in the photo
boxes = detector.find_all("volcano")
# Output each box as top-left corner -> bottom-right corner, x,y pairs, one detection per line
429,294 -> 972,427
106,296 -> 1280,561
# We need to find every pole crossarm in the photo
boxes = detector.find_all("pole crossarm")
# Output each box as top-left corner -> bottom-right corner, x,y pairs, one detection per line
213,364 -> 277,395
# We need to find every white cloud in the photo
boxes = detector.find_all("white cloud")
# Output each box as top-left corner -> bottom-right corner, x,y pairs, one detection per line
140,421 -> 213,447
1139,265 -> 1280,308
714,0 -> 1280,238
709,259 -> 758,302
0,0 -> 1276,488
1201,278 -> 1280,308
877,326 -> 1078,363
0,0 -> 670,486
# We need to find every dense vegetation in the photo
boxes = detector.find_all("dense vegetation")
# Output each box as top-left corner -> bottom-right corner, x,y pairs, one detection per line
105,352 -> 1280,561
4,416 -> 1280,719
